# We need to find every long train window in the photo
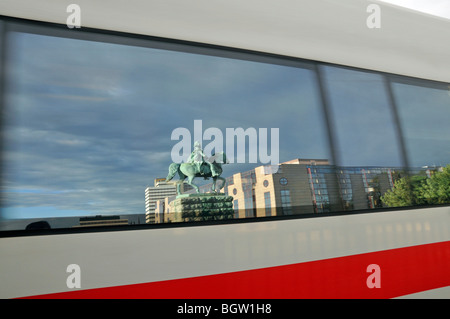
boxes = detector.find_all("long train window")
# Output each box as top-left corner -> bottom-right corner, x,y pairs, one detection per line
0,20 -> 330,230
0,19 -> 449,231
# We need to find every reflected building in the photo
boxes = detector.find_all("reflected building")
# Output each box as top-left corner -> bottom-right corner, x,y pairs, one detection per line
226,158 -> 344,217
311,166 -> 396,212
153,159 -> 434,222
73,215 -> 129,227
226,159 -> 332,217
145,178 -> 193,224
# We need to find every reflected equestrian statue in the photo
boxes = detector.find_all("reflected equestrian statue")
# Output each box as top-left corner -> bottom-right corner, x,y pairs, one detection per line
166,141 -> 229,195
188,141 -> 216,177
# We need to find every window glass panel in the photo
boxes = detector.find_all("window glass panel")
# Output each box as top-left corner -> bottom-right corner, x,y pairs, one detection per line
321,66 -> 403,167
1,27 -> 330,229
264,192 -> 271,217
391,81 -> 450,167
315,66 -> 444,212
375,80 -> 450,208
233,199 -> 239,218
280,189 -> 292,215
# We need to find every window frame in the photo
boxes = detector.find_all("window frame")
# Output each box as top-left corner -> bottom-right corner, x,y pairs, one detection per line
0,15 -> 449,237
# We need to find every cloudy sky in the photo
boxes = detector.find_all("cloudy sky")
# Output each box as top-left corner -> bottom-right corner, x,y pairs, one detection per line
2,31 -> 331,219
1,5 -> 449,221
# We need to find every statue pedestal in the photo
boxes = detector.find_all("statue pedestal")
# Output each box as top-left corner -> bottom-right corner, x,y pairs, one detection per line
167,193 -> 234,222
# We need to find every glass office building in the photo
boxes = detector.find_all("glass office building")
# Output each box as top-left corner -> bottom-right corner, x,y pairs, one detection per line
154,158 -> 440,222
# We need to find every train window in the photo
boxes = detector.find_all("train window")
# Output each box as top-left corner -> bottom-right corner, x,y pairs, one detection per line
320,66 -> 403,167
376,79 -> 450,208
1,19 -> 448,233
0,21 -> 331,230
391,80 -> 450,168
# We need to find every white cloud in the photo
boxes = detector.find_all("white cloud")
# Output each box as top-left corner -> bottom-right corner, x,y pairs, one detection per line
378,0 -> 450,19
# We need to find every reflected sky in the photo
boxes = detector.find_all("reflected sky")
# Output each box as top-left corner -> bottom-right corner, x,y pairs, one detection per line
1,32 -> 329,218
392,83 -> 450,167
2,31 -> 449,220
322,66 -> 403,167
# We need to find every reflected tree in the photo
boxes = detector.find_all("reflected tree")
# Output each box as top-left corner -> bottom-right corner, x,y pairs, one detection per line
381,165 -> 450,207
417,165 -> 450,204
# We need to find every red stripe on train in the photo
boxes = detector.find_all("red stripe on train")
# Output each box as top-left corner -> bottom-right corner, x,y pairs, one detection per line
22,241 -> 450,299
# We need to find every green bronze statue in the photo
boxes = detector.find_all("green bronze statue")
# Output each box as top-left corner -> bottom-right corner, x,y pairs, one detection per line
188,141 -> 221,177
166,141 -> 229,195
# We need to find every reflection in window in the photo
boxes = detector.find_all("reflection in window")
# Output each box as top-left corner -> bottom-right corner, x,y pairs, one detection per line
1,28 -> 330,228
2,22 -> 447,231
378,80 -> 450,208
264,192 -> 271,216
391,81 -> 450,168
321,66 -> 403,167
280,190 -> 292,215
233,200 -> 239,218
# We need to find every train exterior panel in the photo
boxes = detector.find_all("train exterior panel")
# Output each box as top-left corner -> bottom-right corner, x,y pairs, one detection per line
0,0 -> 449,299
